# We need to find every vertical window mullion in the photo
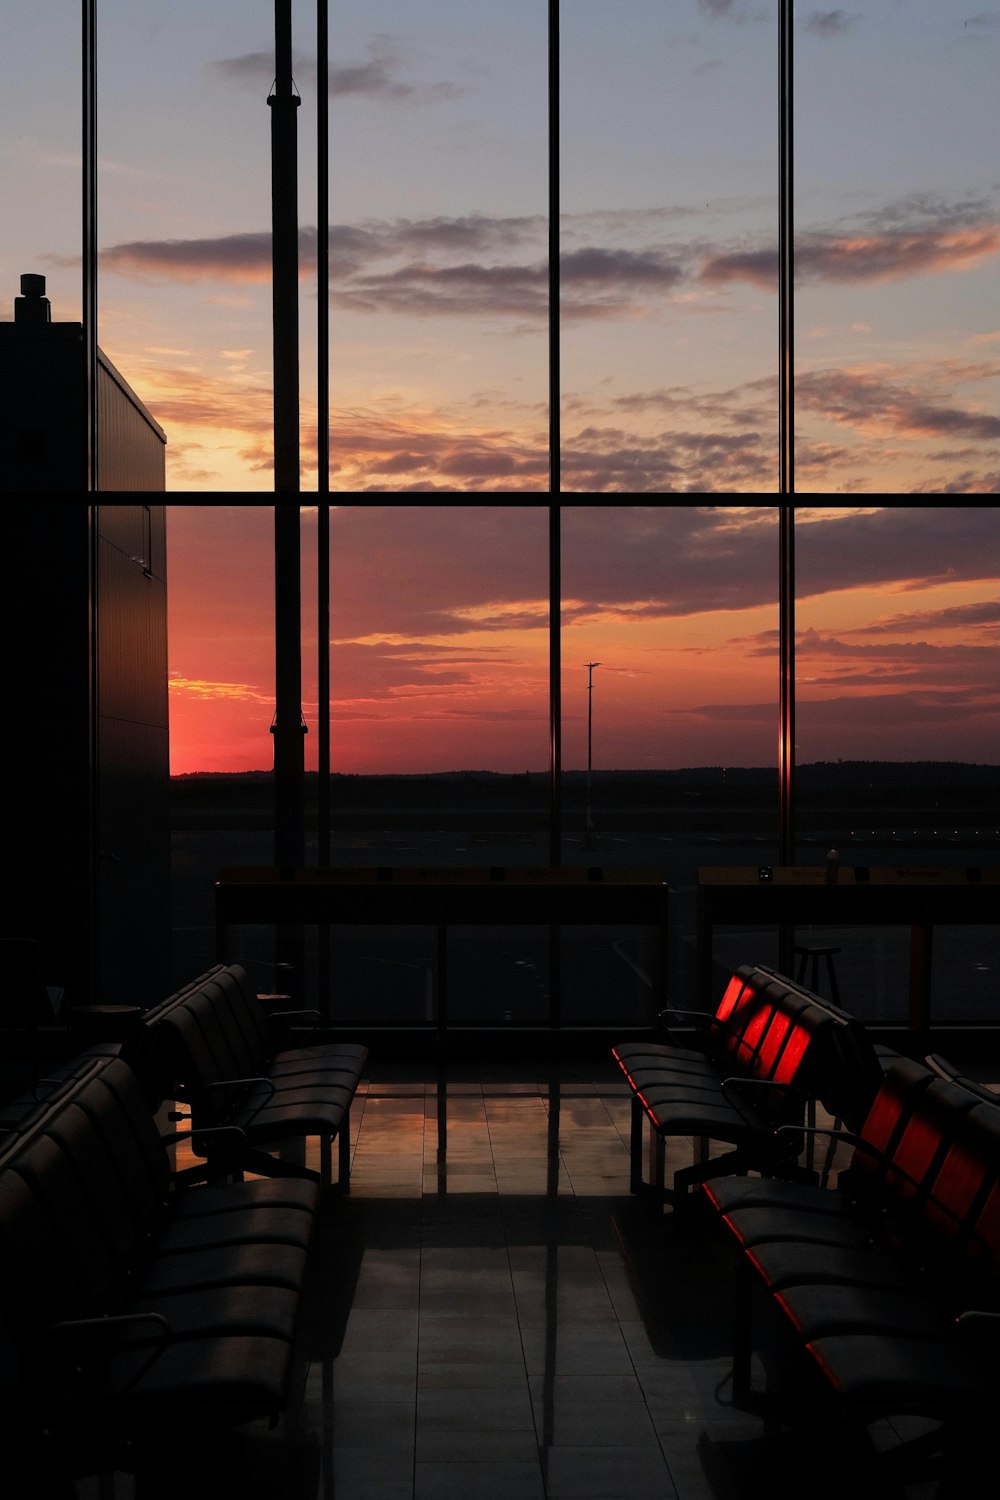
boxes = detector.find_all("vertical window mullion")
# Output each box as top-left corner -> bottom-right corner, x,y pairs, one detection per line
779,0 -> 794,494
549,0 -> 560,496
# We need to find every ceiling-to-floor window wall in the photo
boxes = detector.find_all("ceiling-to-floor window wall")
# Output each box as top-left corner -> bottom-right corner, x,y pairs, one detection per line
168,501 -> 997,1029
11,5 -> 995,492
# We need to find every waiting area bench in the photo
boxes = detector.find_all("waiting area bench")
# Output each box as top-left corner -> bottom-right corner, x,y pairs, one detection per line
612,964 -> 885,1208
0,1053 -> 320,1494
126,963 -> 368,1188
702,1055 -> 1000,1482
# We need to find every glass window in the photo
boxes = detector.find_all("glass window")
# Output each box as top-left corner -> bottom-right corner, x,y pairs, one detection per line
794,5 -> 1000,493
794,505 -> 1000,1026
561,3 -> 779,491
560,504 -> 780,1018
327,1 -> 549,491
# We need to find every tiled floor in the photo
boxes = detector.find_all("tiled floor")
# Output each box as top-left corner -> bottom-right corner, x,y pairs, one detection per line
188,1056 -> 946,1500
76,1055 -> 961,1500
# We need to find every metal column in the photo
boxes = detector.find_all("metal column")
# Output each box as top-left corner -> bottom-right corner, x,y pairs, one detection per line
779,0 -> 794,495
269,0 -> 301,493
548,0 -> 560,495
82,0 -> 97,491
317,0 -> 329,497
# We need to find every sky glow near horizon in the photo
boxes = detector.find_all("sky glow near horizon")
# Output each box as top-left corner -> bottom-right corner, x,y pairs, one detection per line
164,504 -> 1000,775
2,2 -> 998,494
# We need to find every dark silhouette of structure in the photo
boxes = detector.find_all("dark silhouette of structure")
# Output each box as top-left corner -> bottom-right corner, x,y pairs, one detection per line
0,274 -> 166,491
1,506 -> 171,1013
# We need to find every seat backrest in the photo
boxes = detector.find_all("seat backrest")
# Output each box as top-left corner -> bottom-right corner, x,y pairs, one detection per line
0,1057 -> 168,1357
899,1095 -> 1000,1310
752,963 -> 885,1131
204,965 -> 271,1067
127,964 -> 271,1112
847,1059 -> 982,1226
713,972 -> 833,1092
925,1054 -> 1000,1109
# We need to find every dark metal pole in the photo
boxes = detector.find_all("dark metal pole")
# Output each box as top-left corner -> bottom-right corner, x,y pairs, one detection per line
273,505 -> 306,874
778,504 -> 796,976
548,0 -> 560,495
317,500 -> 331,1016
548,505 -> 562,867
269,0 -> 301,493
585,661 -> 601,846
778,505 -> 795,868
548,504 -> 562,1031
779,0 -> 794,495
318,504 -> 330,866
82,0 -> 97,490
317,0 -> 329,496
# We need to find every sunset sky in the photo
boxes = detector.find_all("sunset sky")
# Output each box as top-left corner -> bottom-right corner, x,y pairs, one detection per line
3,2 -> 998,493
165,504 -> 1000,775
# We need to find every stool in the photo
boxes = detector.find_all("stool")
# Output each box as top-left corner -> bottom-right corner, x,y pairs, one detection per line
794,944 -> 841,1006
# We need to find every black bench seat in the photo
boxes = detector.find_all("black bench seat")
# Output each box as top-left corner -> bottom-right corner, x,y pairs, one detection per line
127,963 -> 368,1187
612,965 -> 878,1206
701,1057 -> 1000,1480
0,1054 -> 320,1490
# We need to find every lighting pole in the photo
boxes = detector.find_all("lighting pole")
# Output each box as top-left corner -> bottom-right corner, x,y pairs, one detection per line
585,662 -> 601,847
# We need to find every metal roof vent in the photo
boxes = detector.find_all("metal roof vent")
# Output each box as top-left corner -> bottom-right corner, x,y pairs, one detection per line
14,274 -> 51,325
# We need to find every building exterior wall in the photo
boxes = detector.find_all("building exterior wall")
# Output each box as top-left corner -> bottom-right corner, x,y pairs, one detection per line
0,506 -> 171,1008
95,506 -> 171,1002
97,354 -> 167,492
0,299 -> 166,492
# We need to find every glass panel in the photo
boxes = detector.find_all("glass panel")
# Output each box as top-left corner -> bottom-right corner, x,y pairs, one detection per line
96,4 -> 284,492
561,1 -> 779,491
327,1 -> 548,491
0,2 -> 81,323
324,503 -> 550,1024
167,504 -> 278,982
794,505 -> 1000,1027
560,503 -> 780,1017
794,4 -> 1000,492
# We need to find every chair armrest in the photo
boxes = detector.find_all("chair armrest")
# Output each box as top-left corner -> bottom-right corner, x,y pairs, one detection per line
195,1075 -> 276,1129
720,1075 -> 806,1132
46,1312 -> 172,1395
657,1005 -> 714,1025
266,1007 -> 323,1047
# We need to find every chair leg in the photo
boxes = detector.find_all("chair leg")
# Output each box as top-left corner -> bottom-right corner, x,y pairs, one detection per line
732,1256 -> 755,1405
630,1095 -> 645,1194
338,1114 -> 351,1191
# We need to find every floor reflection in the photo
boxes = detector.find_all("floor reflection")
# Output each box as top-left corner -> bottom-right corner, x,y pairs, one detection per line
78,1058 -> 950,1499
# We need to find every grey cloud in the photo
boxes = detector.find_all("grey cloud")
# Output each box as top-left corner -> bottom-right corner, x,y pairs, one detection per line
211,35 -> 462,104
962,13 -> 1000,32
334,260 -> 550,319
674,690 -> 993,727
797,368 -> 1000,442
329,37 -> 462,104
561,247 -> 687,289
210,52 -> 272,86
804,11 -> 859,38
846,601 -> 1000,634
307,503 -> 1000,655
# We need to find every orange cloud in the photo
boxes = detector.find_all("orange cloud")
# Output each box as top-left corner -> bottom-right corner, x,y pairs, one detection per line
700,225 -> 1000,288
